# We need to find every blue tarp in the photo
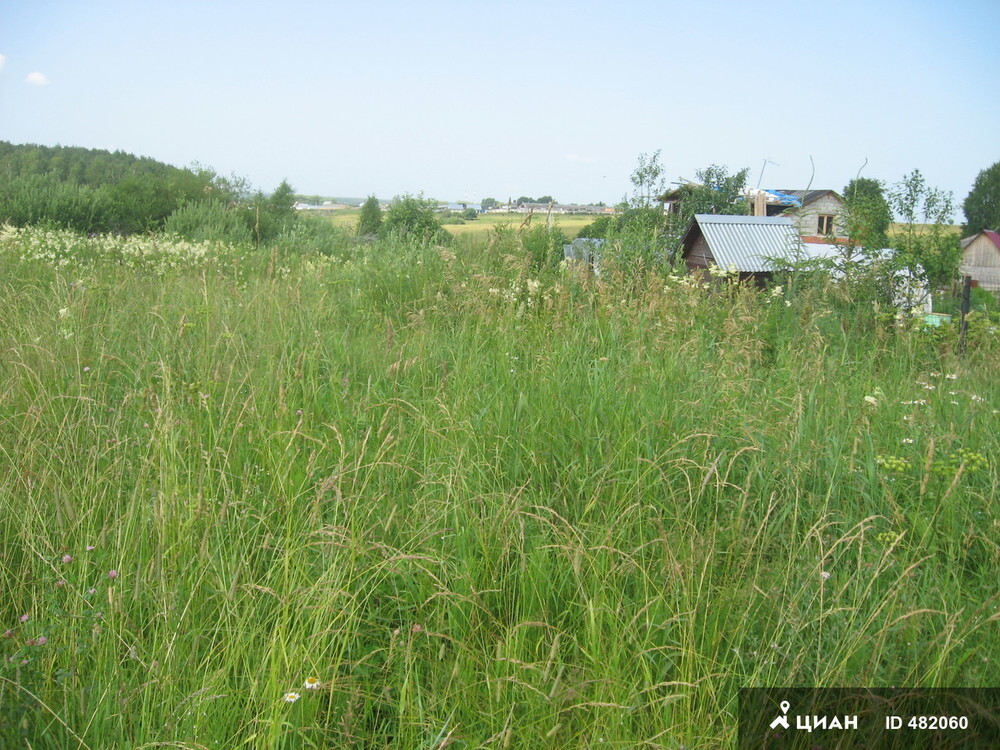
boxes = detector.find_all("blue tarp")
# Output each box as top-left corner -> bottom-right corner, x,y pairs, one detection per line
764,190 -> 802,207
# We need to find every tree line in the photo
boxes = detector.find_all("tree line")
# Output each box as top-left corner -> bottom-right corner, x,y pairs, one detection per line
0,141 -> 297,244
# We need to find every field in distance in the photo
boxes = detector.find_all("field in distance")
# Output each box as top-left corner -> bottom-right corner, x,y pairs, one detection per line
323,209 -> 596,239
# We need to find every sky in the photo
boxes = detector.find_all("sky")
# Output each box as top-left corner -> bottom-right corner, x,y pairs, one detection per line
1,0 -> 998,213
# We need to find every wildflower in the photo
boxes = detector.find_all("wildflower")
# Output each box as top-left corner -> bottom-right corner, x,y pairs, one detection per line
945,373 -> 958,380
83,366 -> 90,372
2,630 -> 13,638
863,395 -> 879,407
304,677 -> 321,690
923,384 -> 936,391
876,454 -> 912,472
901,438 -> 915,444
283,692 -> 301,703
86,545 -> 95,551
19,614 -> 29,623
820,571 -> 832,580
107,569 -> 118,580
61,554 -> 73,564
929,372 -> 941,378
55,579 -> 66,588
35,636 -> 47,646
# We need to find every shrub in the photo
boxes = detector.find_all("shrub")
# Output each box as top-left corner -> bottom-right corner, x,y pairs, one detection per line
164,201 -> 252,245
380,195 -> 450,244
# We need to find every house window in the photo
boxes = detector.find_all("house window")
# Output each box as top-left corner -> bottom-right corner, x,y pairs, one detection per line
817,214 -> 835,235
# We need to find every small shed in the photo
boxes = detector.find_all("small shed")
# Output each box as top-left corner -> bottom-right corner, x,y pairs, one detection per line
681,214 -> 836,282
563,237 -> 604,274
960,230 -> 1000,291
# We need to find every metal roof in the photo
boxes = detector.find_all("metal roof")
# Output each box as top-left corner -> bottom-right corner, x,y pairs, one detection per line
691,214 -> 826,272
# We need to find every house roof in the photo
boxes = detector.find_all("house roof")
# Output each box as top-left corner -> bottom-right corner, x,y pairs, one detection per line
683,214 -> 837,272
960,229 -> 1000,250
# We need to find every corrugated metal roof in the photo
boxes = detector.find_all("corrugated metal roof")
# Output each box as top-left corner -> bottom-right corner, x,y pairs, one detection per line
695,214 -> 817,272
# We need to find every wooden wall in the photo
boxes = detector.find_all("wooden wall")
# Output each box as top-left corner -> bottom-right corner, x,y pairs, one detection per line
962,234 -> 1000,290
685,234 -> 714,271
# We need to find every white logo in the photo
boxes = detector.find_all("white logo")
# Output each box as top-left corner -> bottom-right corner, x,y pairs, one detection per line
769,701 -> 791,730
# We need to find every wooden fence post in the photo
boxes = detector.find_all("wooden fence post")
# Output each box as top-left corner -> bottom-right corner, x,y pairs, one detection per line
958,275 -> 972,354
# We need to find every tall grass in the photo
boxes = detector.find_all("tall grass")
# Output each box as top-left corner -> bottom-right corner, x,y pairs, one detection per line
1,226 -> 997,748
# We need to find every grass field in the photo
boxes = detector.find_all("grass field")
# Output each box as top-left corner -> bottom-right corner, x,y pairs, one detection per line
1,225 -> 997,748
324,209 -> 598,240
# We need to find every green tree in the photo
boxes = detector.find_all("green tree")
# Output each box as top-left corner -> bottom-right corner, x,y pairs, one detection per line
889,169 -> 962,289
480,197 -> 498,210
842,177 -> 892,251
357,195 -> 383,236
679,164 -> 750,217
629,150 -> 666,207
380,194 -> 449,243
962,161 -> 1000,235
268,180 -> 297,216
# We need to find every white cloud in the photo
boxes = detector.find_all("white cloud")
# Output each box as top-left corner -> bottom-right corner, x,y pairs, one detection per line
26,72 -> 49,86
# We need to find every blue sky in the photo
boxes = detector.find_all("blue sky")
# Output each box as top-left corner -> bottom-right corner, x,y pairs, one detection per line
1,0 -> 998,213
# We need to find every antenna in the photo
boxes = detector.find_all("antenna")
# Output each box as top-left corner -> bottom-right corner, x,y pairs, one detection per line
805,156 -> 815,192
850,158 -> 869,201
756,159 -> 780,189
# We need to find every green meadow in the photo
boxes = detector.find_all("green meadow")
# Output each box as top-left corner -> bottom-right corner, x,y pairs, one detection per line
1,225 -> 997,748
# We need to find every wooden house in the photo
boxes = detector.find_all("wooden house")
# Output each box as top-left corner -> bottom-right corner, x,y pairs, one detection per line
960,230 -> 1000,291
758,189 -> 848,241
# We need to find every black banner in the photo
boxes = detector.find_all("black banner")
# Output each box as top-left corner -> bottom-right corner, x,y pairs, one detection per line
739,688 -> 999,749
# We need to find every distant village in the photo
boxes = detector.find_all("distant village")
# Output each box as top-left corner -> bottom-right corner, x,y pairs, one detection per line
293,198 -> 615,215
